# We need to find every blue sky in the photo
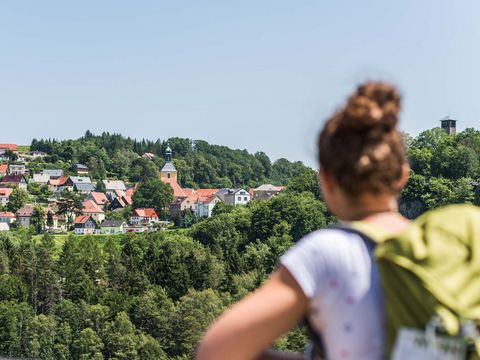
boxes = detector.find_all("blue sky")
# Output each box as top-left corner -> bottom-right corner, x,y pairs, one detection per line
2,1 -> 480,167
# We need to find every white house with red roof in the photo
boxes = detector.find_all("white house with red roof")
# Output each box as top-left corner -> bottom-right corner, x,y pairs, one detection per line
74,215 -> 98,235
82,199 -> 105,223
195,195 -> 222,218
0,188 -> 13,206
0,212 -> 16,224
0,144 -> 18,155
130,208 -> 158,225
16,205 -> 34,227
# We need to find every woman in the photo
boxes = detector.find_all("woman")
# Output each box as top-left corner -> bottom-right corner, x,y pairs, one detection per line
196,82 -> 411,360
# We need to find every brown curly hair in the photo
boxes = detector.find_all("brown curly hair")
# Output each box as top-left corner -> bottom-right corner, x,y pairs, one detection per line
318,81 -> 407,196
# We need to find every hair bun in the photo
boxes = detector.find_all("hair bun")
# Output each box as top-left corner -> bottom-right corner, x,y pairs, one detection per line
338,81 -> 401,134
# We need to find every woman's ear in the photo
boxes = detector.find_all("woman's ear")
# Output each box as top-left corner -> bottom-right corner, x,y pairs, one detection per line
319,168 -> 333,194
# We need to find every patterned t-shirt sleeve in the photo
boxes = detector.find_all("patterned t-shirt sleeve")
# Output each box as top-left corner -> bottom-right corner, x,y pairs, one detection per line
280,230 -> 332,299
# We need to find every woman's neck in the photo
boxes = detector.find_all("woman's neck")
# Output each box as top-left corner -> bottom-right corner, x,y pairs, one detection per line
339,193 -> 400,222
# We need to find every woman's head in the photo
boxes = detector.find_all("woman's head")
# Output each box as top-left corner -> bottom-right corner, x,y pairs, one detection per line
318,81 -> 408,215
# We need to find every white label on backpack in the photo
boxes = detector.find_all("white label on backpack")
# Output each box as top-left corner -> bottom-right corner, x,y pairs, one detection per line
392,328 -> 466,360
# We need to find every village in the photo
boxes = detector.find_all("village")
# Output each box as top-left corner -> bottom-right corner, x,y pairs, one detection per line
0,143 -> 286,234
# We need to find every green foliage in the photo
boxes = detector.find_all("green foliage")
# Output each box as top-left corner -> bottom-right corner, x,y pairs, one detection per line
30,132 -> 310,188
6,187 -> 30,213
131,179 -> 173,218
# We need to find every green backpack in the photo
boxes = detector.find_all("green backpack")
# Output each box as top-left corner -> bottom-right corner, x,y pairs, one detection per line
351,204 -> 480,359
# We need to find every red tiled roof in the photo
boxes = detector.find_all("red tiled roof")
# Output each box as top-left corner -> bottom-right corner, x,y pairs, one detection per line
182,188 -> 195,197
58,176 -> 70,186
0,144 -> 18,151
0,188 -> 13,197
0,212 -> 15,218
125,187 -> 135,197
163,178 -> 186,197
90,192 -> 108,205
0,164 -> 7,173
132,208 -> 158,218
75,215 -> 92,224
83,199 -> 104,213
17,206 -> 34,217
123,195 -> 133,205
0,174 -> 24,184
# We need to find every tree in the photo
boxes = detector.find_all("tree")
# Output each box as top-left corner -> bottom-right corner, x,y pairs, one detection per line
73,327 -> 104,360
129,157 -> 159,183
30,205 -> 45,234
3,150 -> 18,163
171,289 -> 224,358
132,179 -> 173,219
57,189 -> 85,229
25,314 -> 57,360
287,168 -> 321,198
103,312 -> 139,360
6,187 -> 29,213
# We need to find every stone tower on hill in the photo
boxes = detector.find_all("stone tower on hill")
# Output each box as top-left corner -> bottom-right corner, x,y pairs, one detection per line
440,116 -> 457,135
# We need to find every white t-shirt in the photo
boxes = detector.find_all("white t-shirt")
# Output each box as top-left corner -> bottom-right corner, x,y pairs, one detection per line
280,228 -> 385,360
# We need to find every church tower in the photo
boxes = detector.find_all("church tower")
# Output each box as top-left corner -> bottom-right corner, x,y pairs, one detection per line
160,145 -> 178,182
440,116 -> 457,135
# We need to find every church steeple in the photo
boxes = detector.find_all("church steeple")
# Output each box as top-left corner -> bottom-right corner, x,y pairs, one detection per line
160,144 -> 177,182
165,145 -> 172,162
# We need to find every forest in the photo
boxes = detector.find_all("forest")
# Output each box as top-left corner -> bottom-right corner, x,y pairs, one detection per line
2,126 -> 480,359
29,132 -> 308,189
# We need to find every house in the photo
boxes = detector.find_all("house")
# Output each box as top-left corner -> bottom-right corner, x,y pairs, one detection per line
82,200 -> 105,223
71,176 -> 95,193
0,164 -> 7,177
49,176 -> 71,192
223,189 -> 251,206
0,144 -> 18,156
16,205 -> 34,227
252,184 -> 286,200
42,169 -> 64,179
0,175 -> 27,190
0,212 -> 16,224
103,180 -> 127,199
8,164 -> 26,176
44,209 -> 59,229
169,188 -> 219,218
28,151 -> 47,158
74,182 -> 96,194
125,224 -> 149,233
0,188 -> 13,206
76,164 -> 89,175
33,174 -> 51,184
0,223 -> 9,231
130,208 -> 158,225
195,195 -> 222,218
142,152 -> 155,160
100,220 -> 127,234
74,215 -> 98,235
108,193 -> 132,211
88,192 -> 109,206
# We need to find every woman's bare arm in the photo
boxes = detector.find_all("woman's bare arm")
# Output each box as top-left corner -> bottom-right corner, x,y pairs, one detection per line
196,265 -> 309,360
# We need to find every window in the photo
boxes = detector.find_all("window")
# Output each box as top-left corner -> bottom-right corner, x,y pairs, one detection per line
167,173 -> 171,178
244,197 -> 248,201
237,196 -> 241,201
